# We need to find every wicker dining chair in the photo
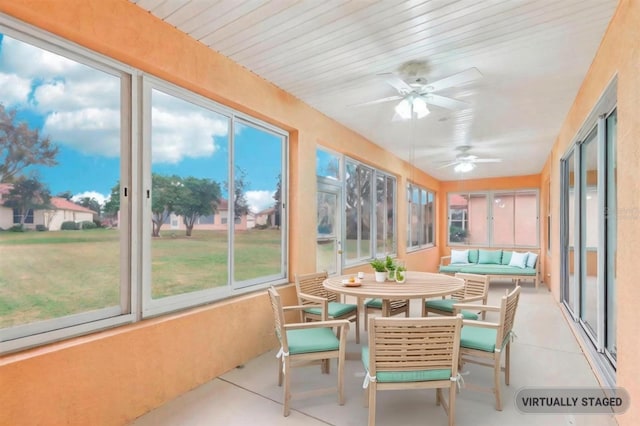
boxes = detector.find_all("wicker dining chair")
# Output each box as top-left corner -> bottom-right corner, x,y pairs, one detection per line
267,286 -> 349,417
295,271 -> 360,344
423,273 -> 490,320
454,285 -> 521,411
362,315 -> 463,426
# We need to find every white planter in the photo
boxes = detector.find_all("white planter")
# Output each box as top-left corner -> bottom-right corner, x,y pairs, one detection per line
374,271 -> 387,282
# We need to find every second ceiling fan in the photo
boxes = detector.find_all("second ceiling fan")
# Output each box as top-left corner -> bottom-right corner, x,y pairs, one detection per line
358,60 -> 482,120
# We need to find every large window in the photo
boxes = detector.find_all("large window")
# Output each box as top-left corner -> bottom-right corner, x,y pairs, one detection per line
407,183 -> 435,250
448,191 -> 538,247
344,159 -> 397,264
143,81 -> 287,316
0,26 -> 130,352
0,20 -> 288,352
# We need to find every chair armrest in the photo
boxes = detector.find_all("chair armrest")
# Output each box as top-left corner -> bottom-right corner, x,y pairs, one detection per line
298,292 -> 327,304
452,303 -> 501,313
459,295 -> 485,303
283,304 -> 322,312
440,256 -> 451,266
462,319 -> 499,329
284,319 -> 350,331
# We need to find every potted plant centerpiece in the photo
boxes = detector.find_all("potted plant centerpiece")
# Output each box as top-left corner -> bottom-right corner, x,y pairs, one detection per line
385,256 -> 396,281
370,258 -> 388,282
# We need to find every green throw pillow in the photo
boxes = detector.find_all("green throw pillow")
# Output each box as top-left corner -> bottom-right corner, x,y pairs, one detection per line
501,251 -> 513,265
478,249 -> 503,264
468,249 -> 479,264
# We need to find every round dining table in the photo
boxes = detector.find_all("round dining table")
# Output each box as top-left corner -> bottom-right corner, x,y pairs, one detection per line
323,271 -> 465,317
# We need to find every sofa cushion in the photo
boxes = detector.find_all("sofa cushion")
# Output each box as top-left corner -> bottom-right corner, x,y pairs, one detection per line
509,251 -> 529,268
468,249 -> 479,264
450,249 -> 469,264
526,252 -> 538,268
458,264 -> 537,276
439,264 -> 464,274
501,250 -> 512,265
478,249 -> 502,264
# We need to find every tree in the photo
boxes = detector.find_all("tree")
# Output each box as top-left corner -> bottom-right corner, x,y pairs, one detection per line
76,196 -> 101,214
103,182 -> 121,218
151,173 -> 182,237
227,167 -> 250,220
0,104 -> 59,183
56,190 -> 73,200
174,177 -> 221,237
3,176 -> 52,226
272,174 -> 282,228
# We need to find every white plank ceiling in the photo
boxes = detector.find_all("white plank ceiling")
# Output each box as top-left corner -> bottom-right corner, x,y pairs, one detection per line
131,0 -> 618,181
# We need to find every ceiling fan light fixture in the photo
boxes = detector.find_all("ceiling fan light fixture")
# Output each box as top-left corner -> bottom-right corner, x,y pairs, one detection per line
394,98 -> 412,120
454,161 -> 475,173
413,97 -> 430,118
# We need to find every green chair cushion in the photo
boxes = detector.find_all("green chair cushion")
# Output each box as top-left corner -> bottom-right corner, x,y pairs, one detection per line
460,326 -> 497,352
287,327 -> 340,354
365,298 -> 383,308
424,299 -> 479,320
439,264 -> 464,274
362,347 -> 452,383
305,301 -> 357,317
478,249 -> 503,264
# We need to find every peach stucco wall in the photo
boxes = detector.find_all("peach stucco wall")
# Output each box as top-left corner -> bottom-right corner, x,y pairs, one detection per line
542,1 -> 639,424
0,1 -> 440,425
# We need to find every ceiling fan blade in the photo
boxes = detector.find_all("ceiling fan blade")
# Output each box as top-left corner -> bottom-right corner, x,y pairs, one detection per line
437,161 -> 459,169
421,67 -> 482,92
350,95 -> 403,107
422,93 -> 470,110
472,158 -> 502,163
379,73 -> 413,95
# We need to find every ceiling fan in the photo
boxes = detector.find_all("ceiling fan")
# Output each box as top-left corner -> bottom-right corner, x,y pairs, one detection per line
437,145 -> 502,173
355,60 -> 482,120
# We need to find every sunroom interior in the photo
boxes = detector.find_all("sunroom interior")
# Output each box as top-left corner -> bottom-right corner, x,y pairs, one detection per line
0,1 -> 638,425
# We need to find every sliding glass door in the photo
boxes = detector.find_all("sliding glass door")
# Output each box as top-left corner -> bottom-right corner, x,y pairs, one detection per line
561,106 -> 616,371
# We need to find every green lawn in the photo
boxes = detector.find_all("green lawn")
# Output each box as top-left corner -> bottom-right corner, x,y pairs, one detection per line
0,228 -> 282,328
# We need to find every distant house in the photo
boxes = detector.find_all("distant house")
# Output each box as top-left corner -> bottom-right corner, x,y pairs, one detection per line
0,183 -> 97,231
165,199 -> 253,232
255,207 -> 279,228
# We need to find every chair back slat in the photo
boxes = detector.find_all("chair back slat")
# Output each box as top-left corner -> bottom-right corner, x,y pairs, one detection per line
295,271 -> 337,303
498,286 -> 521,346
369,317 -> 462,375
454,273 -> 490,301
268,287 -> 288,350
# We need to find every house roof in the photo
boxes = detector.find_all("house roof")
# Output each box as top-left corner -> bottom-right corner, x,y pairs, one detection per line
0,183 -> 96,214
50,197 -> 97,214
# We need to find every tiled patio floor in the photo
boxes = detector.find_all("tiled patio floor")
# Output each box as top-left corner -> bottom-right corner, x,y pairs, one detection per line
131,280 -> 618,426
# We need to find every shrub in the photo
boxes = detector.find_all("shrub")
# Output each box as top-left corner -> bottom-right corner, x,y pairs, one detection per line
36,224 -> 48,232
80,220 -> 97,230
61,221 -> 79,230
9,224 -> 25,232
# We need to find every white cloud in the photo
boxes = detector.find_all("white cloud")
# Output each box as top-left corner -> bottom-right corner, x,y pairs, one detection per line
71,191 -> 108,205
0,73 -> 31,106
245,190 -> 275,213
43,108 -> 121,156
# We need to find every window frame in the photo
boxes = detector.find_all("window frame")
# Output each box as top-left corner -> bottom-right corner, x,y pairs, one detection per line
447,190 -> 540,248
141,76 -> 289,318
0,16 -> 136,354
406,182 -> 436,252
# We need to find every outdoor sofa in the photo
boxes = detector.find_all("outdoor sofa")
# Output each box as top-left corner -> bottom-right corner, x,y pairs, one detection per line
439,248 -> 541,289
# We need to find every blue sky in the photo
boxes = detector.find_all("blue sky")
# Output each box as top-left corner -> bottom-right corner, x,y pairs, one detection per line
0,32 -> 282,213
